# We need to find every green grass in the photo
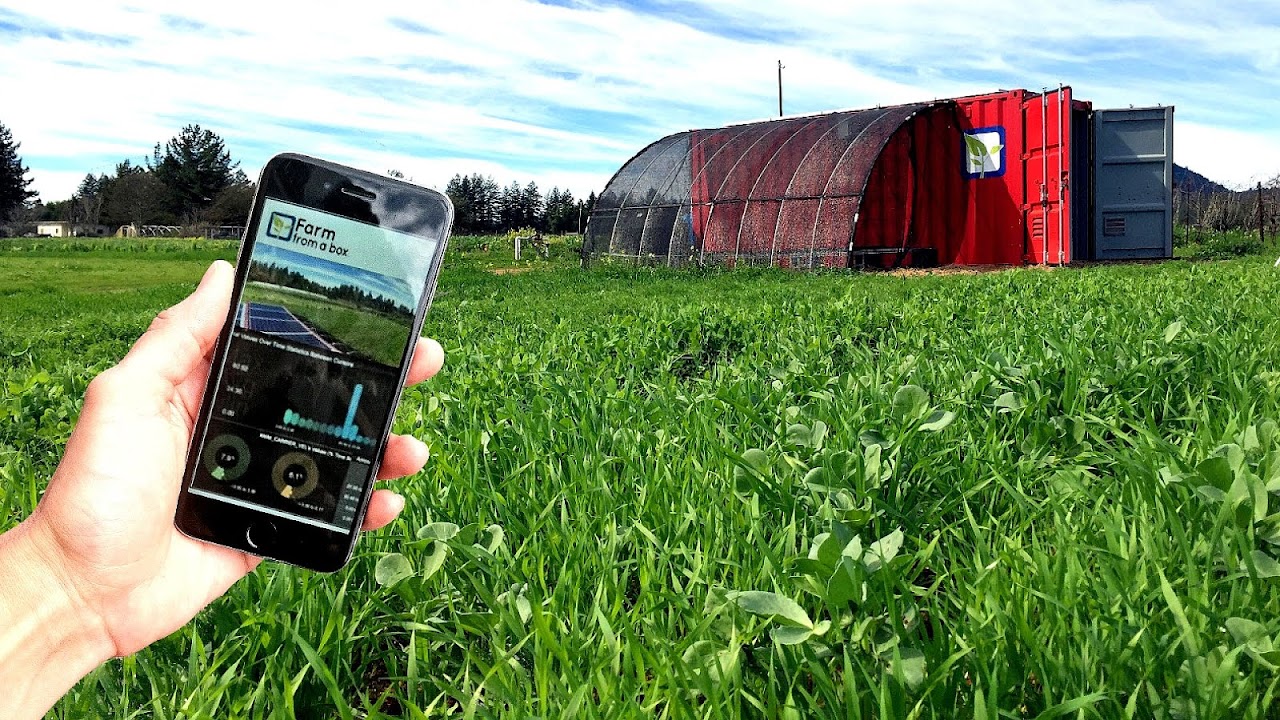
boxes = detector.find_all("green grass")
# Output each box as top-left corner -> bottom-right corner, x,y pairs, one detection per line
4,238 -> 1280,718
1174,227 -> 1274,260
241,283 -> 413,366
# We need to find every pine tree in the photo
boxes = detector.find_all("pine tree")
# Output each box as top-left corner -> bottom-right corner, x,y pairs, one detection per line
477,175 -> 501,232
522,181 -> 543,230
500,181 -> 523,231
0,121 -> 37,222
102,160 -> 164,227
71,173 -> 109,225
447,173 -> 495,234
150,124 -> 240,223
543,187 -> 579,234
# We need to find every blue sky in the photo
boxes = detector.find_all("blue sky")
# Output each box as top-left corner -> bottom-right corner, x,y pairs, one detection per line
252,242 -> 416,313
2,0 -> 1278,202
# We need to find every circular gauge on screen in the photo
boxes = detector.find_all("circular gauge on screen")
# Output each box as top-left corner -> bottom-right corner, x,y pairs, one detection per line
271,452 -> 320,501
203,434 -> 251,482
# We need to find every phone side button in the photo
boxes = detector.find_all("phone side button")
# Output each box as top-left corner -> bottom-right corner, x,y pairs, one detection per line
245,521 -> 279,551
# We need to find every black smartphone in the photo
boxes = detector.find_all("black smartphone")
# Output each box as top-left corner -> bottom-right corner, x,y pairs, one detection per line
175,153 -> 452,572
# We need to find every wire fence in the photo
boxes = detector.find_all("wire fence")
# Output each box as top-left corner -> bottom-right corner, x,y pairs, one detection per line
115,224 -> 246,239
1174,180 -> 1278,249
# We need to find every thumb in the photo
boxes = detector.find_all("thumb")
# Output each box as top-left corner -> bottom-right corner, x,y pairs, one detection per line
120,260 -> 235,388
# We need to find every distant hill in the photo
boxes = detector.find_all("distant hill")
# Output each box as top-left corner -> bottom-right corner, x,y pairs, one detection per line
1174,164 -> 1229,194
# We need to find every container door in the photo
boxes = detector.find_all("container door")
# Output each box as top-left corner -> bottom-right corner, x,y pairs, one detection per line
1092,107 -> 1174,260
1070,104 -> 1093,263
1021,88 -> 1073,265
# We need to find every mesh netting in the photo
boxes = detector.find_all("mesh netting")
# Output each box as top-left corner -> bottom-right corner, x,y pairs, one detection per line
586,103 -> 931,268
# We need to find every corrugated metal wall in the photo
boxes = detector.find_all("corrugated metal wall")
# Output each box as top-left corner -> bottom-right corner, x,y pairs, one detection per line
1092,107 -> 1175,260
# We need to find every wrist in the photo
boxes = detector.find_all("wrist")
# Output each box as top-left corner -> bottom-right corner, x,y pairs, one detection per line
0,518 -> 116,718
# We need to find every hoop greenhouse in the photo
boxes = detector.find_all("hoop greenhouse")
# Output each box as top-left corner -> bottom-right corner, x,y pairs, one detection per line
585,87 -> 1174,269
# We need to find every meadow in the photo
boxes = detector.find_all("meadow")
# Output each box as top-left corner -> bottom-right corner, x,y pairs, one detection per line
240,283 -> 412,366
3,235 -> 1280,718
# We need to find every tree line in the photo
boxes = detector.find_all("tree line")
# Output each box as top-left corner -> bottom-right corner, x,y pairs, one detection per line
248,262 -> 412,318
0,122 -> 254,230
1174,181 -> 1279,238
444,174 -> 596,236
1,120 -> 600,237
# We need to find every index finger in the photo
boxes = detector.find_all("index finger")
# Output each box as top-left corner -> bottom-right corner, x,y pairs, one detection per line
405,337 -> 445,386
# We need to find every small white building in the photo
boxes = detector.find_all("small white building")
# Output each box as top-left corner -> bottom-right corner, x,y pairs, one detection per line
36,221 -> 110,237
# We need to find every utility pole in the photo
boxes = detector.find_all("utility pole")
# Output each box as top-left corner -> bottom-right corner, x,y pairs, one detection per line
778,60 -> 784,117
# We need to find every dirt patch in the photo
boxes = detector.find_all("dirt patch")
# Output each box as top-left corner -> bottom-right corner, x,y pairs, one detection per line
489,266 -> 538,275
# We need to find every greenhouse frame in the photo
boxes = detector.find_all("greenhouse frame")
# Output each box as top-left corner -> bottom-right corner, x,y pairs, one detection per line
585,88 -> 1174,269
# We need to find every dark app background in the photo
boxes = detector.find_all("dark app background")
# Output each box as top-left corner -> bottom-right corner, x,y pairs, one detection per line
187,196 -> 436,534
189,330 -> 396,530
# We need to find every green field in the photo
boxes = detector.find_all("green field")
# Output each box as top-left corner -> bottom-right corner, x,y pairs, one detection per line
4,237 -> 1280,718
241,282 -> 413,366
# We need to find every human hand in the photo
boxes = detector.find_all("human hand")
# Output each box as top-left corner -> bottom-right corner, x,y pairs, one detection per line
1,260 -> 444,709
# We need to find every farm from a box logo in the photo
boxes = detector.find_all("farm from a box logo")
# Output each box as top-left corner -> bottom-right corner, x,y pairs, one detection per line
963,127 -> 1006,179
267,212 -> 296,241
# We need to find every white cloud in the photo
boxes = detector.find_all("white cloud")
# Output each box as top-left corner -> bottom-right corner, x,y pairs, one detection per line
1177,122 -> 1280,189
1,0 -> 1277,202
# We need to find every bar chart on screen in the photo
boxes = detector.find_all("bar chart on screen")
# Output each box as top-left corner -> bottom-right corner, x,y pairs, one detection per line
282,384 -> 374,446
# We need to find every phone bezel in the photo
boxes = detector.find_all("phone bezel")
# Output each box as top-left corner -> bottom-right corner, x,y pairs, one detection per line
174,153 -> 452,572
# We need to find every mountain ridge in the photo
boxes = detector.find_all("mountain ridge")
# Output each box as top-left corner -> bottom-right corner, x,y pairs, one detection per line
1173,164 -> 1229,194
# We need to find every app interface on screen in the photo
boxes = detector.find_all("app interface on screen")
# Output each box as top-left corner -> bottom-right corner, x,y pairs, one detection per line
188,197 -> 438,532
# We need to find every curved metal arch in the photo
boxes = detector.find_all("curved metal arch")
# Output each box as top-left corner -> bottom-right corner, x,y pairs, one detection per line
586,132 -> 673,256
814,106 -> 931,266
606,134 -> 686,256
739,117 -> 833,262
766,114 -> 870,265
840,106 -> 936,260
730,115 -> 831,263
630,133 -> 698,261
705,118 -> 813,260
809,108 -> 904,266
589,101 -> 949,268
685,124 -> 774,264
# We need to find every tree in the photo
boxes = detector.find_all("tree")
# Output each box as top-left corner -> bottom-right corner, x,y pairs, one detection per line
204,181 -> 256,226
35,199 -> 73,221
447,172 -> 594,233
71,173 -> 109,225
544,187 -> 579,234
475,175 -> 501,233
576,191 -> 597,235
0,121 -> 37,222
445,174 -> 476,234
499,180 -> 523,231
522,181 -> 544,229
150,124 -> 240,223
102,161 -> 164,227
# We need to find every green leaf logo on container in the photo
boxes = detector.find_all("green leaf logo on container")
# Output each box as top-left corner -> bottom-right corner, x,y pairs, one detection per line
963,127 -> 1006,179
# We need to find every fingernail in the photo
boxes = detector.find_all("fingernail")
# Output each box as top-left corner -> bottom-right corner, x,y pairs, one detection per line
198,261 -> 220,289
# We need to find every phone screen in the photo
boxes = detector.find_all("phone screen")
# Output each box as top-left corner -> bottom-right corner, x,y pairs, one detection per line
186,196 -> 439,534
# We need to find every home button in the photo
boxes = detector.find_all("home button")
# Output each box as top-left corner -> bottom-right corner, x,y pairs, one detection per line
245,521 -> 279,551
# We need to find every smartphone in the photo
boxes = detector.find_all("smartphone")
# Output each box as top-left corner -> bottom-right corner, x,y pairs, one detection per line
175,153 -> 452,572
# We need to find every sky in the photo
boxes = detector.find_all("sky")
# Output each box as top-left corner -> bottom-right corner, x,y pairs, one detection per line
2,0 -> 1278,203
252,242 -> 415,313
